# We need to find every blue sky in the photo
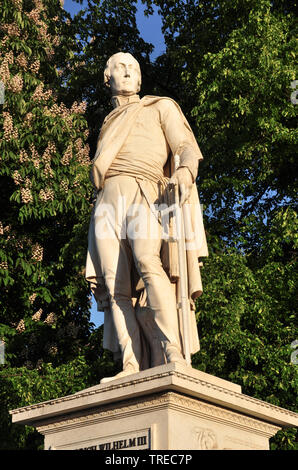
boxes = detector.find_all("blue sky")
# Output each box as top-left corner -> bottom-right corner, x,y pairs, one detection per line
63,1 -> 166,328
63,0 -> 166,60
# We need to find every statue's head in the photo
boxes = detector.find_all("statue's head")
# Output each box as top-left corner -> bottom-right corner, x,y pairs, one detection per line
104,52 -> 141,96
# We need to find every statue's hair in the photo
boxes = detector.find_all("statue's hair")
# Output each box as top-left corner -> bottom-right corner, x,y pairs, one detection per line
104,52 -> 142,92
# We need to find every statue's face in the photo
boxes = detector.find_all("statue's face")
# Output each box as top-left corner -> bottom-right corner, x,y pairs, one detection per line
108,53 -> 140,96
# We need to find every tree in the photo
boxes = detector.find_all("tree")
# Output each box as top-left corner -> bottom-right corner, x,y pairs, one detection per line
143,0 -> 297,449
144,0 -> 297,239
0,0 -> 97,449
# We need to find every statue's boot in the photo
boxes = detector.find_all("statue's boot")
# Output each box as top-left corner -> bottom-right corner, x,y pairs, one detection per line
100,324 -> 142,384
162,341 -> 187,366
100,364 -> 139,384
136,306 -> 187,367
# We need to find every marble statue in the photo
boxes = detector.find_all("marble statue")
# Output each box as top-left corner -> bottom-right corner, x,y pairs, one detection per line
85,52 -> 208,383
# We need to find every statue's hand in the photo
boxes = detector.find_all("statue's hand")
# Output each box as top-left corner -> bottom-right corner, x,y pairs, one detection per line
170,167 -> 193,206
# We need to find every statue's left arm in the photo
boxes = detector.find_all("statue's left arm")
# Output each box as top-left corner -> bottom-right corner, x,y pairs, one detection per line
158,99 -> 203,204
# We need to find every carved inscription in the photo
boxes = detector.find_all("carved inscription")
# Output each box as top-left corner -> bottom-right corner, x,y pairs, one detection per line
56,429 -> 151,451
77,435 -> 148,450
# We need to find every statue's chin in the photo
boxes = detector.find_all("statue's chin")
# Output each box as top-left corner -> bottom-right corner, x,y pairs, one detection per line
111,88 -> 138,96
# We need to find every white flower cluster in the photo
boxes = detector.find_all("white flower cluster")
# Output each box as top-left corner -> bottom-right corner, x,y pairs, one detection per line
43,163 -> 54,178
24,177 -> 31,188
16,319 -> 25,333
31,242 -> 43,261
26,8 -> 41,23
61,144 -> 72,165
12,170 -> 22,185
38,24 -> 52,44
0,261 -> 8,270
24,112 -> 33,124
2,224 -> 11,234
32,83 -> 52,103
45,47 -> 55,60
3,112 -> 18,141
21,187 -> 33,204
52,36 -> 60,47
42,141 -> 56,163
44,312 -> 57,325
71,101 -> 87,114
11,0 -> 22,10
9,74 -> 23,93
29,293 -> 37,304
0,58 -> 10,85
19,149 -> 29,162
32,308 -> 42,321
12,169 -> 32,202
74,138 -> 90,166
48,102 -> 77,126
30,143 -> 40,169
39,187 -> 54,202
33,0 -> 45,11
1,23 -> 21,38
29,59 -> 40,75
60,179 -> 69,193
16,53 -> 27,70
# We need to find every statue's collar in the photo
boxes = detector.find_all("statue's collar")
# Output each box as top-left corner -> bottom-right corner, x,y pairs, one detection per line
111,94 -> 140,109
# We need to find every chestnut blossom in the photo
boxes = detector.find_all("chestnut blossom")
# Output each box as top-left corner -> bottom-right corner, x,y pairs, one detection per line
60,179 -> 69,193
32,83 -> 52,103
1,23 -> 20,37
21,187 -> 33,204
71,101 -> 87,114
16,319 -> 25,333
16,53 -> 28,70
61,144 -> 72,165
32,308 -> 43,321
19,149 -> 29,162
12,170 -> 22,185
3,112 -> 18,141
9,74 -> 23,93
39,187 -> 54,202
29,293 -> 37,304
44,313 -> 57,325
31,243 -> 43,261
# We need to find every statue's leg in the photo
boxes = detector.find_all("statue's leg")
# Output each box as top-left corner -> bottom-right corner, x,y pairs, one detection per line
130,227 -> 186,366
93,177 -> 143,382
98,238 -> 143,383
107,241 -> 142,371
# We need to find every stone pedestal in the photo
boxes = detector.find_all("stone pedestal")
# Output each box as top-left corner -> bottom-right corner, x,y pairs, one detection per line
10,363 -> 298,450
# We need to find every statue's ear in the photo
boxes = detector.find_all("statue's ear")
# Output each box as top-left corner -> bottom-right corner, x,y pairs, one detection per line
104,72 -> 110,88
